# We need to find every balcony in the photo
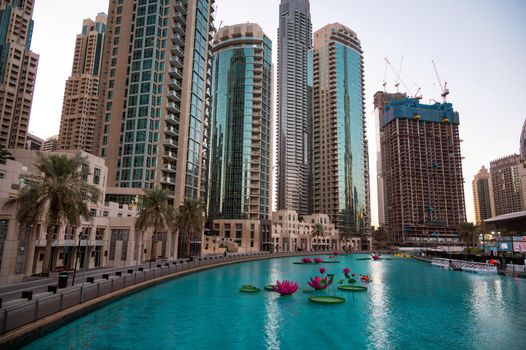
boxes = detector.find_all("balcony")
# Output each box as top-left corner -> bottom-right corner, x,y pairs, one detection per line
168,79 -> 182,91
164,138 -> 178,149
165,126 -> 178,137
169,67 -> 183,80
173,23 -> 185,36
170,56 -> 183,69
172,34 -> 185,47
166,114 -> 179,125
171,44 -> 184,58
161,176 -> 176,185
162,164 -> 177,173
167,91 -> 182,103
163,150 -> 177,161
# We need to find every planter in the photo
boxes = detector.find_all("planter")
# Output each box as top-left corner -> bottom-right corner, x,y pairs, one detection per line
308,296 -> 346,304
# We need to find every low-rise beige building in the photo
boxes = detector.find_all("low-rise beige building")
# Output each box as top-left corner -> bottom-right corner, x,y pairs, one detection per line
271,209 -> 360,252
0,150 -> 176,285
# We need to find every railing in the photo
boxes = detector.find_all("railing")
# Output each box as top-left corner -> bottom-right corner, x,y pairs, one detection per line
0,251 -> 300,336
431,258 -> 498,273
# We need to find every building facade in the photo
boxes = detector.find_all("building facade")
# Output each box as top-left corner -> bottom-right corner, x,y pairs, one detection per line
271,209 -> 360,252
0,0 -> 39,149
58,13 -> 107,154
208,23 -> 272,251
25,132 -> 42,150
97,0 -> 215,257
521,118 -> 526,160
490,154 -> 526,216
310,23 -> 370,237
373,91 -> 407,227
276,0 -> 312,216
0,150 -> 177,285
42,135 -> 58,152
472,166 -> 493,224
380,98 -> 465,246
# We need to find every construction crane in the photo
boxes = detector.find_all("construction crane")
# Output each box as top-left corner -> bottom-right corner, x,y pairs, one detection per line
385,57 -> 412,96
382,60 -> 387,92
432,60 -> 449,103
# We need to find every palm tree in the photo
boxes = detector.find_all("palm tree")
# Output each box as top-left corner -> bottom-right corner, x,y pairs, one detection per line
4,153 -> 100,275
175,198 -> 205,258
135,189 -> 176,266
312,223 -> 324,251
458,222 -> 478,248
373,226 -> 389,250
0,145 -> 15,162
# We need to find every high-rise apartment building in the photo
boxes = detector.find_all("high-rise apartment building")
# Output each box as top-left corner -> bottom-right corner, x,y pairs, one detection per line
472,166 -> 493,224
42,134 -> 58,152
277,0 -> 312,216
373,91 -> 407,227
98,0 -> 215,257
58,13 -> 107,154
0,0 -> 39,149
379,98 -> 465,245
207,23 -> 273,251
310,23 -> 370,236
490,154 -> 526,216
25,132 -> 42,150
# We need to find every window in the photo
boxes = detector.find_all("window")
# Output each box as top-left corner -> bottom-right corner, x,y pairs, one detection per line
93,168 -> 101,185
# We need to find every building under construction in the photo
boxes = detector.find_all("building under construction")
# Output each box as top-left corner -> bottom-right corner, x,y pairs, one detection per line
379,97 -> 466,246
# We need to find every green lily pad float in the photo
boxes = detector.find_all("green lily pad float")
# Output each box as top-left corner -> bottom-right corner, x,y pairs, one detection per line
293,262 -> 309,264
337,285 -> 368,292
321,260 -> 340,263
264,285 -> 276,291
242,284 -> 256,288
308,296 -> 346,304
356,258 -> 371,260
239,287 -> 260,293
303,289 -> 314,293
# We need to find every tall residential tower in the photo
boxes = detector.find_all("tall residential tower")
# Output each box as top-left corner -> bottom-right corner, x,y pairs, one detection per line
489,154 -> 526,216
58,13 -> 107,154
98,0 -> 215,257
311,23 -> 370,237
0,0 -> 38,149
277,0 -> 312,216
379,98 -> 465,245
208,23 -> 273,251
472,166 -> 493,224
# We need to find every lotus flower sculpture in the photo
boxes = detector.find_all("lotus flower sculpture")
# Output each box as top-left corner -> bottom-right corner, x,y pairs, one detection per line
308,276 -> 331,290
314,257 -> 323,264
302,257 -> 312,264
319,267 -> 326,274
273,280 -> 299,296
343,267 -> 350,275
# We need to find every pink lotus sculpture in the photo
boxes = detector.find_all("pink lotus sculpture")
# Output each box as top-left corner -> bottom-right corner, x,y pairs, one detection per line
319,267 -> 326,274
308,276 -> 331,290
302,257 -> 312,264
314,257 -> 323,264
343,267 -> 350,275
273,280 -> 299,296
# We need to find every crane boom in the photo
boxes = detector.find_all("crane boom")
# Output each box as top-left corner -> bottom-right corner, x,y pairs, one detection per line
431,60 -> 449,103
385,57 -> 412,96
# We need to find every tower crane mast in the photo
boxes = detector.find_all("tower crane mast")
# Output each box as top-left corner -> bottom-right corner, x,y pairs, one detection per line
432,60 -> 449,103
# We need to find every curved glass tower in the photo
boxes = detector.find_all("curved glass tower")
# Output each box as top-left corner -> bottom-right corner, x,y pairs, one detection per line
208,23 -> 272,221
311,23 -> 370,236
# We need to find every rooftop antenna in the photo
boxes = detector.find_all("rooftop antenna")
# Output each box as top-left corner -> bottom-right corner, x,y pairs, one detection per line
432,59 -> 449,103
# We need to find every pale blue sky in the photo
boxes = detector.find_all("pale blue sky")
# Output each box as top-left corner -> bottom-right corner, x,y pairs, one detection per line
29,0 -> 526,225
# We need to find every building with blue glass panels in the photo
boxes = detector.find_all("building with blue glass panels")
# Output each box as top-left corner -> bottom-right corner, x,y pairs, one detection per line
380,97 -> 466,246
0,0 -> 38,149
98,0 -> 215,257
207,23 -> 272,252
311,23 -> 370,239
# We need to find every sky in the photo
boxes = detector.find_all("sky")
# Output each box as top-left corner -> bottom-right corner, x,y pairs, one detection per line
29,0 -> 526,226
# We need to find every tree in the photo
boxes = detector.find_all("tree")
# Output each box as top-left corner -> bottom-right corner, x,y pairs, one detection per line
135,188 -> 176,266
458,222 -> 478,248
0,145 -> 15,162
339,228 -> 353,251
175,198 -> 205,258
373,226 -> 389,250
4,153 -> 100,275
312,223 -> 324,251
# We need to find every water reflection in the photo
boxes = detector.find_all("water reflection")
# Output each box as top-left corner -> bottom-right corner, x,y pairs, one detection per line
367,261 -> 392,349
264,259 -> 282,350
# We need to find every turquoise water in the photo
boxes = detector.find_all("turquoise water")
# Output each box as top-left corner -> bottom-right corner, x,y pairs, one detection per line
24,255 -> 526,350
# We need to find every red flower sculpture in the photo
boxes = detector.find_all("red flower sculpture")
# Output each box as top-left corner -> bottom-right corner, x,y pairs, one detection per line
302,257 -> 312,264
314,257 -> 323,264
273,280 -> 299,296
308,276 -> 331,290
319,267 -> 326,274
343,267 -> 350,275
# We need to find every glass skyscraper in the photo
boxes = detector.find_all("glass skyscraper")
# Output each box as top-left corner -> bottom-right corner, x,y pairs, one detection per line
277,0 -> 312,216
208,23 -> 272,222
311,23 -> 370,236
